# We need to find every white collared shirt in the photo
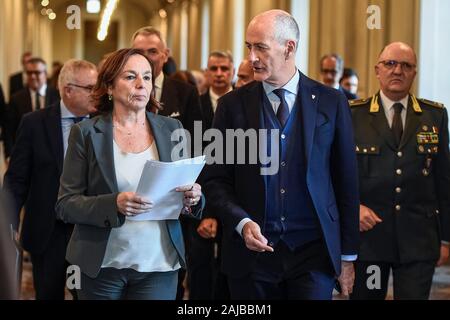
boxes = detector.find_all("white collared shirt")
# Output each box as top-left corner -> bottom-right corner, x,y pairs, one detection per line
60,100 -> 89,156
209,87 -> 233,113
262,69 -> 300,115
379,90 -> 408,128
29,84 -> 47,111
154,72 -> 164,103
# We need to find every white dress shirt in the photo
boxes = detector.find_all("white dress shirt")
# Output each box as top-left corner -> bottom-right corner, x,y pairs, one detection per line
30,84 -> 47,111
379,90 -> 408,128
101,141 -> 181,272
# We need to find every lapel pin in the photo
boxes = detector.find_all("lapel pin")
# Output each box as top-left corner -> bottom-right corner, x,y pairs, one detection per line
312,95 -> 316,100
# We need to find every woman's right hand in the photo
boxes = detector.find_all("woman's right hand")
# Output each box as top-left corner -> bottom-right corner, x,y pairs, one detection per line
116,192 -> 153,217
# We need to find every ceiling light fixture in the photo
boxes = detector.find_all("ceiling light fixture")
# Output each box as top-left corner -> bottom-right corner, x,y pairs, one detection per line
97,0 -> 119,41
87,0 -> 101,14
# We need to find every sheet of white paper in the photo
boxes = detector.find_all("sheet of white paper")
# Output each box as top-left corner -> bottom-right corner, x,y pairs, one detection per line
128,155 -> 206,221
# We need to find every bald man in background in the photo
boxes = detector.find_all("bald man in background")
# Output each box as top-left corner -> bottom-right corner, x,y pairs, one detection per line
235,59 -> 254,88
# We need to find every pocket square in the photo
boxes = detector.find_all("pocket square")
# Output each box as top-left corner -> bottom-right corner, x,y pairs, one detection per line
169,112 -> 180,118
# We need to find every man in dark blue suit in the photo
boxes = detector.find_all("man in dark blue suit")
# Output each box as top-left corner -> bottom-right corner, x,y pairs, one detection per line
3,59 -> 98,299
204,10 -> 359,300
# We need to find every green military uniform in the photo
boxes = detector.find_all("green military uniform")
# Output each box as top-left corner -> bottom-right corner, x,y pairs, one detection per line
350,92 -> 450,299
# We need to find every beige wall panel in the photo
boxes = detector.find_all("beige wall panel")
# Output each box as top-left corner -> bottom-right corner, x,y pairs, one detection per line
309,0 -> 420,98
188,1 -> 202,70
170,6 -> 182,65
1,0 -> 26,95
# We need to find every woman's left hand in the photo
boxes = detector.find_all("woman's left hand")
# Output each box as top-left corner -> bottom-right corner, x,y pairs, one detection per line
176,183 -> 202,208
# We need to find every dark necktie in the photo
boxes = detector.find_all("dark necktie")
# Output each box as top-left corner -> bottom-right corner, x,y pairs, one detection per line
272,89 -> 290,128
392,103 -> 404,147
71,117 -> 85,124
35,92 -> 41,110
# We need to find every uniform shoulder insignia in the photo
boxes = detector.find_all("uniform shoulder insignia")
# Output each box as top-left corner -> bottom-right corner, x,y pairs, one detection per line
417,98 -> 444,109
349,98 -> 369,107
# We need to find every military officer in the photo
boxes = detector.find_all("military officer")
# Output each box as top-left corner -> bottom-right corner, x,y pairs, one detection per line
350,42 -> 450,300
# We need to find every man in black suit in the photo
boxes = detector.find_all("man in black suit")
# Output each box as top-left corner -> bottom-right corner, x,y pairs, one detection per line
132,26 -> 203,300
9,52 -> 32,99
187,51 -> 235,299
4,57 -> 60,158
350,42 -> 450,300
131,27 -> 202,137
320,53 -> 357,100
204,10 -> 359,299
3,59 -> 98,299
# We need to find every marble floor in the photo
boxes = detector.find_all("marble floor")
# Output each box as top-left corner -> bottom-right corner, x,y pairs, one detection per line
18,254 -> 450,300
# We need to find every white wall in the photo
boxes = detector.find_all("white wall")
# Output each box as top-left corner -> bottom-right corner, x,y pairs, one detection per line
291,0 -> 310,75
418,0 -> 450,125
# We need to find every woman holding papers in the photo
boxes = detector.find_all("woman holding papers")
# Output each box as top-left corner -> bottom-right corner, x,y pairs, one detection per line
56,48 -> 204,300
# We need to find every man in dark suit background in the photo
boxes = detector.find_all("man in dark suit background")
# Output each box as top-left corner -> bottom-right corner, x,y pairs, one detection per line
350,42 -> 450,300
204,10 -> 359,299
319,53 -> 357,100
9,52 -> 32,98
201,51 -> 235,133
4,57 -> 60,158
186,51 -> 235,300
340,68 -> 359,98
3,59 -> 98,299
131,26 -> 202,137
132,26 -> 203,300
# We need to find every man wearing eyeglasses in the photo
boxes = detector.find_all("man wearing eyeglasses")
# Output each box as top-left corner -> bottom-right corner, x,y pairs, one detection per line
4,57 -> 60,159
349,42 -> 450,300
3,59 -> 98,299
319,53 -> 357,100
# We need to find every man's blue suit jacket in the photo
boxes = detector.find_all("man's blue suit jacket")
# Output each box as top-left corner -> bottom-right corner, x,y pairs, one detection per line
204,72 -> 360,278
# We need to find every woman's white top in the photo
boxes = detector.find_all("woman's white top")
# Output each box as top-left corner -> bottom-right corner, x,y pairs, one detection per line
101,140 -> 181,272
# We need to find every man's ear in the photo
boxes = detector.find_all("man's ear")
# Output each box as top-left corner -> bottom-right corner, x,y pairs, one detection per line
63,85 -> 72,98
374,65 -> 380,79
164,48 -> 170,63
285,40 -> 296,60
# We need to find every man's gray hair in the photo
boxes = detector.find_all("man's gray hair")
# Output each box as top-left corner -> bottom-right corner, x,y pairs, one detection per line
131,26 -> 167,48
273,13 -> 300,51
58,59 -> 97,94
209,50 -> 234,64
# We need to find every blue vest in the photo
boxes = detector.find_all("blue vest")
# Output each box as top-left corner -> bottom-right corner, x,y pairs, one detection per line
260,90 -> 321,250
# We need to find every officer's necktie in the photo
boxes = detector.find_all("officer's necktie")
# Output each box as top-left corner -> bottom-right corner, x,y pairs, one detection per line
71,117 -> 85,124
35,92 -> 41,110
392,102 -> 404,147
272,88 -> 290,128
